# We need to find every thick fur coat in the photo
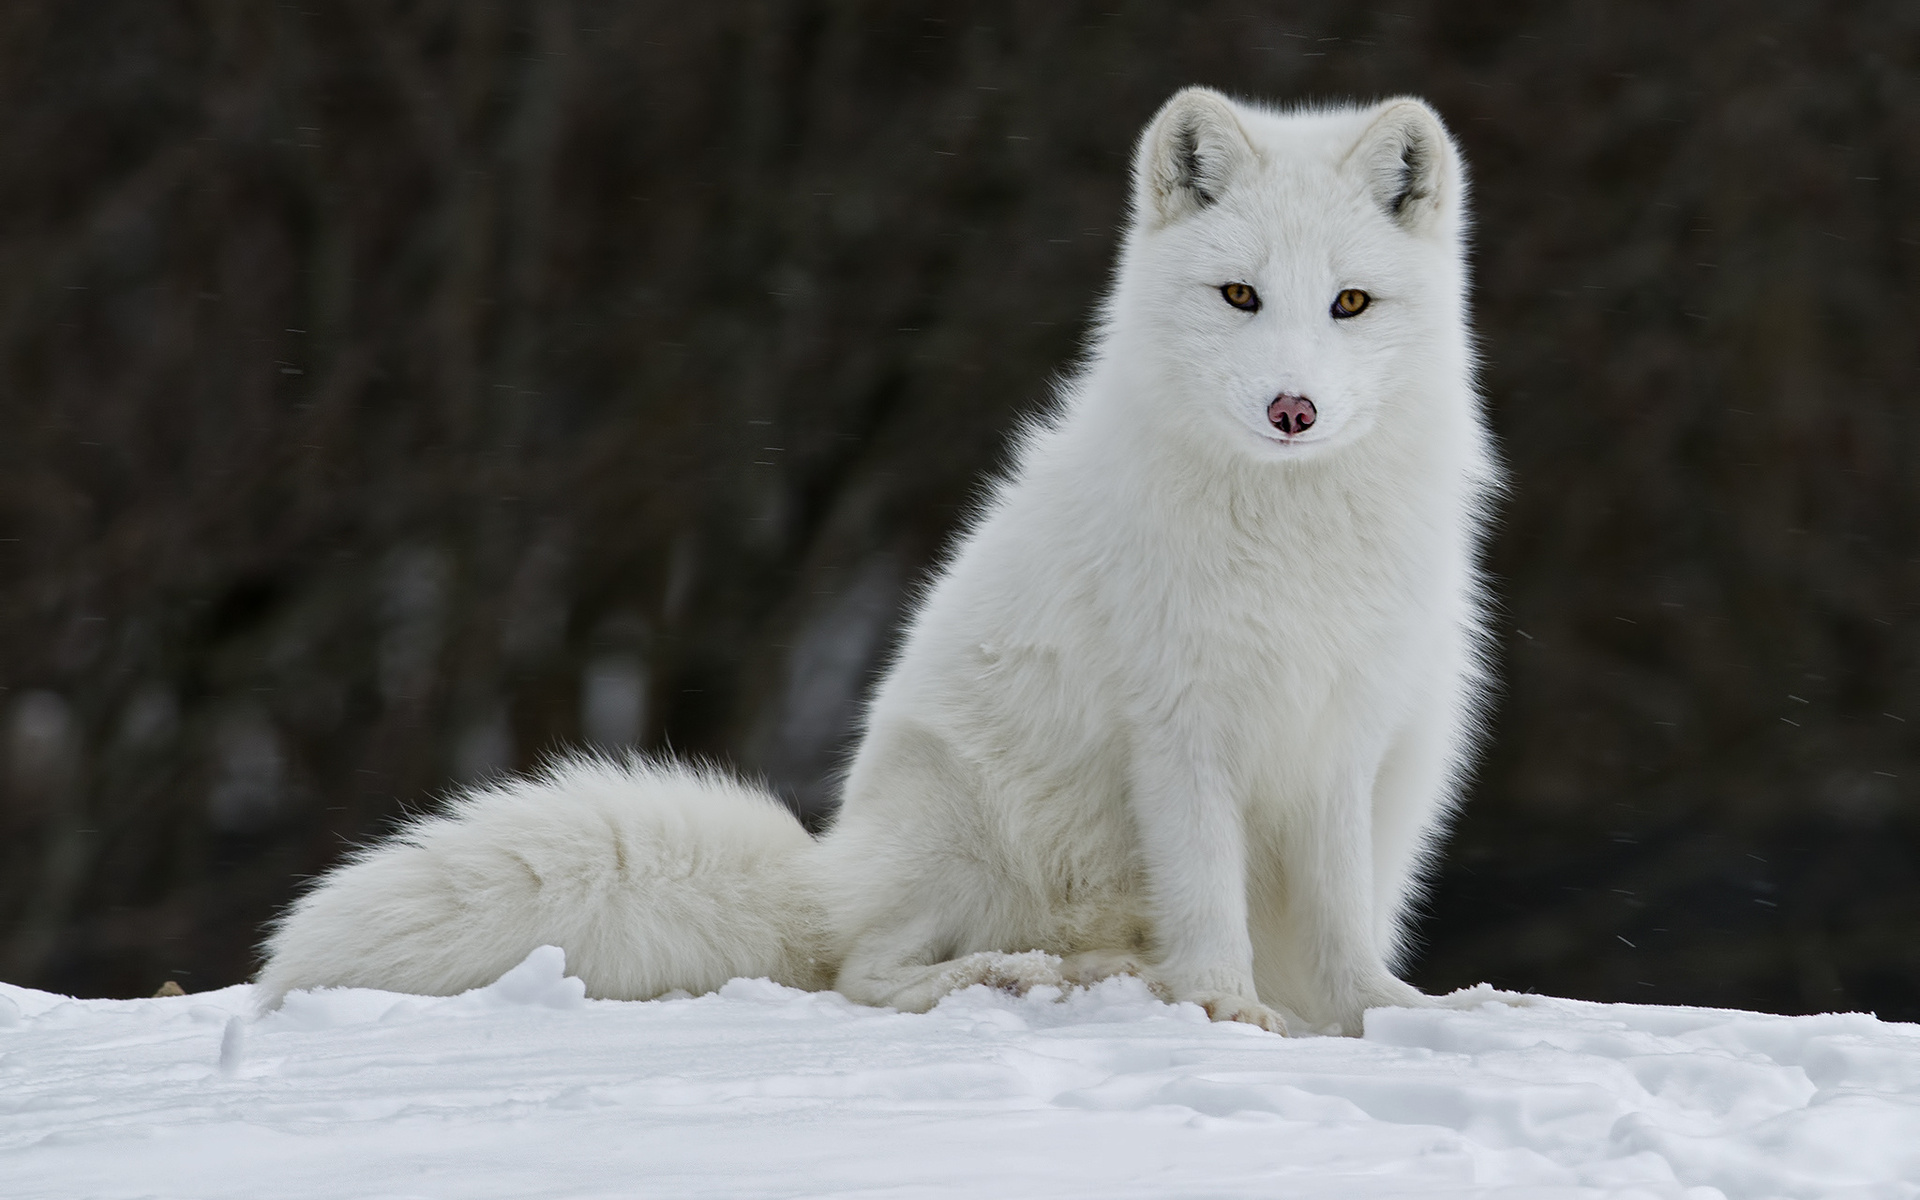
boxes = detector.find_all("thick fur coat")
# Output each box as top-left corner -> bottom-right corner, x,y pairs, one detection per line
259,88 -> 1498,1037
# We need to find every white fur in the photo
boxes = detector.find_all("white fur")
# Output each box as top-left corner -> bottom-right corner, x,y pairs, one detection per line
255,757 -> 829,1007
259,90 -> 1497,1036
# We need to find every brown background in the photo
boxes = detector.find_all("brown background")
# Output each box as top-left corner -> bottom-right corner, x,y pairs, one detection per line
3,1 -> 1916,1017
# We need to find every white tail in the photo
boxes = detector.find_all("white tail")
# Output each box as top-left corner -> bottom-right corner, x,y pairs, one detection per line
255,756 -> 828,1010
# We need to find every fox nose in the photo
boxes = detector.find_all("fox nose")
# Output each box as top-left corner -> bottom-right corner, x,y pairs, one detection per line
1267,394 -> 1317,436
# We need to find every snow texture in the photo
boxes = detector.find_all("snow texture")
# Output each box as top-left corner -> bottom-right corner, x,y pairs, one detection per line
4,946 -> 1918,1198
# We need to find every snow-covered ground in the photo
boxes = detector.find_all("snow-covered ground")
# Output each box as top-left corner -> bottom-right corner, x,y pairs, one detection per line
4,948 -> 1918,1199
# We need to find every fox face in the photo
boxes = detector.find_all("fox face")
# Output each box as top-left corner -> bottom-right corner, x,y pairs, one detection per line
1108,90 -> 1469,464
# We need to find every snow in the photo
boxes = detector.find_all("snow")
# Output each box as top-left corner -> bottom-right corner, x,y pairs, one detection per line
5,947 -> 1919,1199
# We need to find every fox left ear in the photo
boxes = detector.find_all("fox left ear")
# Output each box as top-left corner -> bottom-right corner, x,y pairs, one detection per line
1350,98 -> 1458,236
1133,87 -> 1257,228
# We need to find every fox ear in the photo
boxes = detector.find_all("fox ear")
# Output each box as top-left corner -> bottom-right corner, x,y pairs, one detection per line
1133,87 -> 1256,227
1351,98 -> 1457,235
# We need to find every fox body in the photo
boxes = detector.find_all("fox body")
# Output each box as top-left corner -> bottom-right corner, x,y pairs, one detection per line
259,88 -> 1497,1036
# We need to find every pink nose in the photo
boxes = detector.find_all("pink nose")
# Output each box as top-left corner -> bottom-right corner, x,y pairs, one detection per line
1267,394 -> 1317,436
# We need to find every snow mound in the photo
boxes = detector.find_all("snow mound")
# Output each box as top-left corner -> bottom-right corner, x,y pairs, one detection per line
3,947 -> 1917,1198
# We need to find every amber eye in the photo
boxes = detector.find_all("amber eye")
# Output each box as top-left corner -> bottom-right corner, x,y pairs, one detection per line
1220,282 -> 1260,312
1331,288 -> 1371,318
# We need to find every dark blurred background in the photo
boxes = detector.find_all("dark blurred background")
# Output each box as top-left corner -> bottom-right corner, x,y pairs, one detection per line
3,1 -> 1916,1016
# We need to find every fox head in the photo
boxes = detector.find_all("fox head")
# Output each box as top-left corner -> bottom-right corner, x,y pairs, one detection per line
1105,89 -> 1472,464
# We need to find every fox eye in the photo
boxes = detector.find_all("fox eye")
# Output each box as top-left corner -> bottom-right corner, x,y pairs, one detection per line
1331,288 -> 1371,318
1220,282 -> 1260,312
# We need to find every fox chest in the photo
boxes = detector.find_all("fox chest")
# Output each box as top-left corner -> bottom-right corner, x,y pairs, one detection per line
1114,539 -> 1445,714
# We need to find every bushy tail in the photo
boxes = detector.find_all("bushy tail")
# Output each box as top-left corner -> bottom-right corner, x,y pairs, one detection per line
255,755 -> 830,1010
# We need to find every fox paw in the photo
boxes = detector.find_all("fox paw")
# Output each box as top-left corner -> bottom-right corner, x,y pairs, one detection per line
1187,991 -> 1290,1035
1324,975 -> 1433,1036
1356,975 -> 1432,1011
1058,952 -> 1170,999
935,950 -> 1066,997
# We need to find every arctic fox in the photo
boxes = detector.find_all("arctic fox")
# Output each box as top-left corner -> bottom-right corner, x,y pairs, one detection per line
259,88 -> 1498,1037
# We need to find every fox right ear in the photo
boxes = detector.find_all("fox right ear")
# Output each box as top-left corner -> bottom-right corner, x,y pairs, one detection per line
1350,98 -> 1458,236
1133,87 -> 1256,228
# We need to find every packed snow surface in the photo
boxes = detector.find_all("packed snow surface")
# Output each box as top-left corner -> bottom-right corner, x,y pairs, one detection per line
4,948 -> 1919,1199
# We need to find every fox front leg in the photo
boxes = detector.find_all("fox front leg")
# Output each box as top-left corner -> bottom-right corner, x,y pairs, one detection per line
1125,724 -> 1290,1035
1279,762 -> 1434,1035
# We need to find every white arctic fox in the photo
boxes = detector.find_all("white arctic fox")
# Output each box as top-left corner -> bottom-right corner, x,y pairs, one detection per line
259,88 -> 1498,1036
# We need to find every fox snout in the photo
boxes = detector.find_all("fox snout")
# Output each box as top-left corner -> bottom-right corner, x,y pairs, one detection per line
1267,394 -> 1317,436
